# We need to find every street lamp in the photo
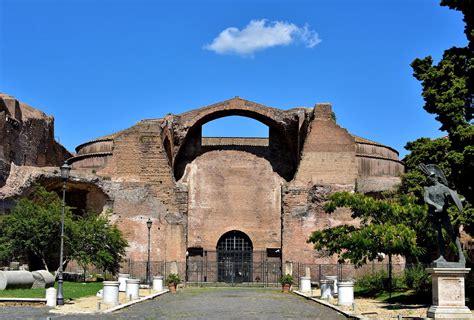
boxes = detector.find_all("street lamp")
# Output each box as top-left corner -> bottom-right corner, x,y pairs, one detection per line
57,161 -> 71,306
146,218 -> 153,286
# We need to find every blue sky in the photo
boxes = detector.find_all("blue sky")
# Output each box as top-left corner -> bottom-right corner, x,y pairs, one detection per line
0,0 -> 467,157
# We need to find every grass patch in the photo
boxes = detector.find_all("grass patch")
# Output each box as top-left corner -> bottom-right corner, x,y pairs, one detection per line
0,281 -> 102,300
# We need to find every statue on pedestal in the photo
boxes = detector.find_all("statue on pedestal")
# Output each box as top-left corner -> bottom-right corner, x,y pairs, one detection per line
420,163 -> 466,268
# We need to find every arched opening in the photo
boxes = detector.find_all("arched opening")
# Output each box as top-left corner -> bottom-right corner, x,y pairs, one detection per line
174,111 -> 296,181
202,115 -> 269,138
38,178 -> 111,216
216,230 -> 253,283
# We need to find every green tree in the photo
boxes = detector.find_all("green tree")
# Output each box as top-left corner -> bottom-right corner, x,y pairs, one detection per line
0,187 -> 72,271
405,0 -> 473,234
308,192 -> 427,266
69,213 -> 128,276
0,187 -> 128,274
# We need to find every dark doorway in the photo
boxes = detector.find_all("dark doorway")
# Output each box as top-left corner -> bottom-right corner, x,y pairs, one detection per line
217,230 -> 253,283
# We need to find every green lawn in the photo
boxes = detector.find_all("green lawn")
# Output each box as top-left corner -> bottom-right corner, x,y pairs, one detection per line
0,281 -> 103,300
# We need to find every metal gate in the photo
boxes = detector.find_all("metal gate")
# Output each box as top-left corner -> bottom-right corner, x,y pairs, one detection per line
217,230 -> 252,283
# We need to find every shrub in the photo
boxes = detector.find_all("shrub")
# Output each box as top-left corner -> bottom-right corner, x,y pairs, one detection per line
165,273 -> 181,286
279,274 -> 294,285
355,270 -> 405,292
356,270 -> 387,292
404,264 -> 431,293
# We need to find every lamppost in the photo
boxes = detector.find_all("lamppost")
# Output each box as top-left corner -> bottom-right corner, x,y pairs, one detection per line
146,218 -> 152,286
57,161 -> 71,306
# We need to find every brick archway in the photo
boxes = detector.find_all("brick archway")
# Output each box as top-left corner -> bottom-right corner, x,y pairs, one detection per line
172,97 -> 302,181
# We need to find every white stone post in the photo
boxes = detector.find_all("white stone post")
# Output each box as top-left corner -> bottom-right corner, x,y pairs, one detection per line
426,268 -> 472,319
299,276 -> 311,293
324,275 -> 338,295
45,287 -> 57,307
337,281 -> 354,306
153,275 -> 164,291
284,262 -> 293,275
102,281 -> 120,306
118,273 -> 130,292
126,278 -> 140,300
169,261 -> 178,275
320,279 -> 333,299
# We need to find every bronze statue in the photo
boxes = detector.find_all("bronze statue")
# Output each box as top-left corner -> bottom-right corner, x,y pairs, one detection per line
420,163 -> 465,267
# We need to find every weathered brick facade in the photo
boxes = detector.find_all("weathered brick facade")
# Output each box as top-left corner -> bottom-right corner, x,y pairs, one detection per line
0,96 -> 404,267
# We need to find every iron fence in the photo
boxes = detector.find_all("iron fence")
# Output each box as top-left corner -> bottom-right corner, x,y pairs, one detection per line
65,258 -> 426,287
293,261 -> 410,283
186,251 -> 281,287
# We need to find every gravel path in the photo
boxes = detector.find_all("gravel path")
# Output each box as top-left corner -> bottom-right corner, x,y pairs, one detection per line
0,288 -> 348,319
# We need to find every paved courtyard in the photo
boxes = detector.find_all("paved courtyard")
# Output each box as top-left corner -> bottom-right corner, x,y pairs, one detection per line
0,288 -> 348,319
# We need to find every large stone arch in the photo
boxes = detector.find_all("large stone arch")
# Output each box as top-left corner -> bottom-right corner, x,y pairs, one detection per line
172,97 -> 303,181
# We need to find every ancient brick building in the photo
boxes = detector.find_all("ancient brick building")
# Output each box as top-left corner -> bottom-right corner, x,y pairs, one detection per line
0,95 -> 404,280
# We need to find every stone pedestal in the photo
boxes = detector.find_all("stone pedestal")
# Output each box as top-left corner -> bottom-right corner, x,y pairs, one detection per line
427,268 -> 472,319
324,275 -> 338,295
125,279 -> 140,300
102,281 -> 119,306
299,276 -> 311,293
117,273 -> 130,292
153,276 -> 164,291
337,281 -> 354,306
320,279 -> 333,299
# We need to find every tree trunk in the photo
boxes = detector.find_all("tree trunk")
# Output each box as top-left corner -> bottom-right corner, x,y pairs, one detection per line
388,253 -> 392,299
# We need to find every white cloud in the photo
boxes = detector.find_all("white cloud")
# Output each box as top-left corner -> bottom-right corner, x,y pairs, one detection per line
204,19 -> 322,56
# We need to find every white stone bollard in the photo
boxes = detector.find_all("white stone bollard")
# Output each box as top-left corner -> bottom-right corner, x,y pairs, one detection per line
337,281 -> 354,306
118,273 -> 130,292
126,278 -> 140,300
102,281 -> 120,306
152,276 -> 164,291
324,275 -> 338,295
299,276 -> 311,293
45,287 -> 57,307
320,279 -> 333,299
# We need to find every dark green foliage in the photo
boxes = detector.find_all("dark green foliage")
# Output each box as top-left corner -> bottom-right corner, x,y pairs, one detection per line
279,274 -> 294,285
405,0 -> 473,236
355,267 -> 430,298
403,264 -> 431,293
69,213 -> 128,275
309,192 -> 428,266
0,187 -> 128,274
355,270 -> 394,292
165,273 -> 181,286
0,187 -> 72,270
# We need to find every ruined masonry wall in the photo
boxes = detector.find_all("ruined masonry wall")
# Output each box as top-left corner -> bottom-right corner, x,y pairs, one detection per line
181,150 -> 283,252
104,120 -> 186,262
283,103 -> 359,264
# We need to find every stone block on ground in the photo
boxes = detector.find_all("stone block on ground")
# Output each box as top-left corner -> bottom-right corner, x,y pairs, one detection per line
31,270 -> 55,288
0,270 -> 35,290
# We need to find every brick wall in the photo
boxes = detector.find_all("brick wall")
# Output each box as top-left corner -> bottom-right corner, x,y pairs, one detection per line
182,150 -> 283,251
